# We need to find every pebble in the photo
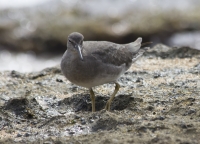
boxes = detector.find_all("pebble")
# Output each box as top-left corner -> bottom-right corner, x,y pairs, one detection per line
68,131 -> 75,135
24,133 -> 30,137
16,133 -> 22,137
56,78 -> 63,82
89,119 -> 94,123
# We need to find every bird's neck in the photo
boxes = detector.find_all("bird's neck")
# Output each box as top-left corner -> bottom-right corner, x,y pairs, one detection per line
67,49 -> 82,61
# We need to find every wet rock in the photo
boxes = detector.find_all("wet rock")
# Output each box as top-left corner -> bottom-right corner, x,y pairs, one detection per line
4,98 -> 29,116
0,45 -> 200,143
60,94 -> 92,112
91,111 -> 119,131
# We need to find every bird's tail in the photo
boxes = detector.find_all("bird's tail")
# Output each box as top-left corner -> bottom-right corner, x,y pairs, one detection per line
126,37 -> 142,53
131,41 -> 152,62
125,37 -> 152,62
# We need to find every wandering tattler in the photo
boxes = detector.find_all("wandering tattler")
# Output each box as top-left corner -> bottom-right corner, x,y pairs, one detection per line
61,32 -> 150,112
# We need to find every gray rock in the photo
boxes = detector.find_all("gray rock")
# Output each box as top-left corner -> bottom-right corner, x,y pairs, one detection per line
0,45 -> 200,143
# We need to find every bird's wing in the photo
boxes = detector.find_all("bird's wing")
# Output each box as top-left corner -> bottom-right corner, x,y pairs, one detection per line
83,41 -> 133,66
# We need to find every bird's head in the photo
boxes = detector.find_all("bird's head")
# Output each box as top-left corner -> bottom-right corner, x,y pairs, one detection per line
67,32 -> 84,60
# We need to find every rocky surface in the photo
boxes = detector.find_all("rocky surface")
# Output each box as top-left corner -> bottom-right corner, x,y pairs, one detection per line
0,44 -> 200,143
1,0 -> 200,53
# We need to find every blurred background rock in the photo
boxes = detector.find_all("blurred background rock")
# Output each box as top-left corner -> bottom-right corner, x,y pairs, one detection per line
0,0 -> 200,72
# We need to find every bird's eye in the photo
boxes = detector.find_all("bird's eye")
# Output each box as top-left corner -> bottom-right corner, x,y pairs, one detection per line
68,39 -> 73,44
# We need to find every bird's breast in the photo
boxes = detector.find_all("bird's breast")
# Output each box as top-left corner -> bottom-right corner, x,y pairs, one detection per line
61,52 -> 126,88
61,55 -> 98,86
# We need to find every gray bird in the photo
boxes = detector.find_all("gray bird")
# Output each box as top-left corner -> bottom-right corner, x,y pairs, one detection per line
61,32 -> 150,112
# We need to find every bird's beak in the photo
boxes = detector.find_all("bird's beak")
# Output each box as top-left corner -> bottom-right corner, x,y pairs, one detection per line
77,45 -> 83,60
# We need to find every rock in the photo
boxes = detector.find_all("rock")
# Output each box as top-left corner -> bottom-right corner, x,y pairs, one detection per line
91,111 -> 119,131
0,45 -> 200,143
146,44 -> 200,58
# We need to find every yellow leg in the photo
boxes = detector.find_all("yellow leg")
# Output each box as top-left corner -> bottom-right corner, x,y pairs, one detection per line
105,82 -> 120,111
89,88 -> 95,112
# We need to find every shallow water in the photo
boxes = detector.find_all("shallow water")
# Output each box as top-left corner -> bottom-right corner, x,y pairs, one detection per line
0,0 -> 199,11
168,31 -> 200,50
0,0 -> 50,9
0,50 -> 61,72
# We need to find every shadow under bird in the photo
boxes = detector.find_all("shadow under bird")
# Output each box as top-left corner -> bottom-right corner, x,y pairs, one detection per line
61,32 -> 150,112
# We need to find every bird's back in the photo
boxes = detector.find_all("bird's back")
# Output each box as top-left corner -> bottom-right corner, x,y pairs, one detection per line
82,38 -> 143,69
